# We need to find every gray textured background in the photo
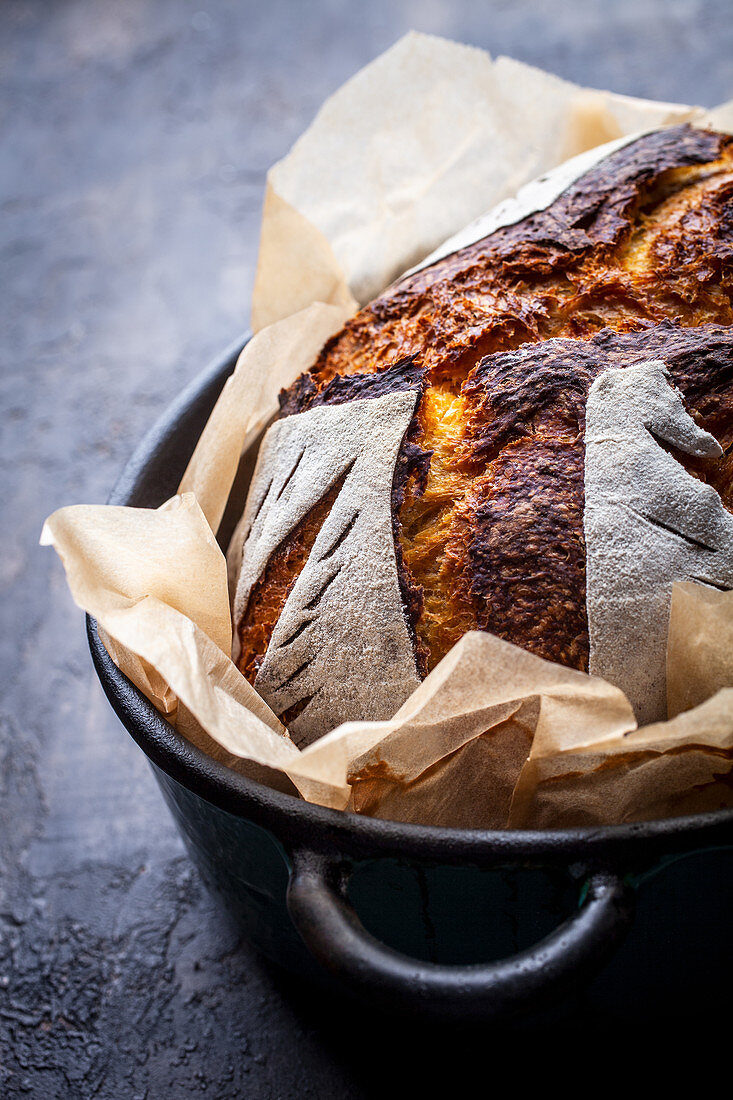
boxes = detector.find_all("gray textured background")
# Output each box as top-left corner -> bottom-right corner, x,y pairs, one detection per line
2,1 -> 731,1095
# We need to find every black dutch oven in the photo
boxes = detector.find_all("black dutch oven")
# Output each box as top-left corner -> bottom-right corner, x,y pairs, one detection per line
88,336 -> 733,1025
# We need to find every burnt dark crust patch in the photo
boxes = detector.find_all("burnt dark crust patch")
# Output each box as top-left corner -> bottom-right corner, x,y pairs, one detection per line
465,438 -> 589,669
277,353 -> 428,416
461,321 -> 733,462
276,354 -> 433,676
458,321 -> 733,671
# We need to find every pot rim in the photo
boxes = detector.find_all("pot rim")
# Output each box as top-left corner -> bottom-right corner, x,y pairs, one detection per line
88,333 -> 733,869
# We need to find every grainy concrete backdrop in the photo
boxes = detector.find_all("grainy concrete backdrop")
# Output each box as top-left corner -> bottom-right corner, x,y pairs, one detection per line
1,1 -> 731,1095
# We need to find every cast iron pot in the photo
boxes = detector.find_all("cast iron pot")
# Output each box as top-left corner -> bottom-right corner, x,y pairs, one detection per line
88,335 -> 733,1025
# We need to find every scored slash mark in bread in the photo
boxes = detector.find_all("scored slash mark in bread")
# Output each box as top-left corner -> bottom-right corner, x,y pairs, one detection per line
234,125 -> 733,736
234,384 -> 424,742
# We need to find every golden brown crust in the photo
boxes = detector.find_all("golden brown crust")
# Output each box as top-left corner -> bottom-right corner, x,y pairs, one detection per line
311,126 -> 733,387
237,126 -> 733,686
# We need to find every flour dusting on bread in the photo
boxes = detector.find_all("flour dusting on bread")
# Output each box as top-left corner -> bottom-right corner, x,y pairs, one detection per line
584,360 -> 733,725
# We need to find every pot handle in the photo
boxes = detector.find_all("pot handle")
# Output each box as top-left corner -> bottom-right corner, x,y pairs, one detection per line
286,850 -> 634,1021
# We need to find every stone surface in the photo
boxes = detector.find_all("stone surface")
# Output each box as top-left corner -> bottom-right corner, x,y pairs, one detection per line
1,1 -> 732,1094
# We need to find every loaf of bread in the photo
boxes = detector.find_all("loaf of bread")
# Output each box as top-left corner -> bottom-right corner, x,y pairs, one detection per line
233,125 -> 733,744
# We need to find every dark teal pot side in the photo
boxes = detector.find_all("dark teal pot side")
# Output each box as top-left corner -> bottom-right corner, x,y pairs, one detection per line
153,765 -> 576,974
154,763 -> 320,981
152,763 -> 733,1020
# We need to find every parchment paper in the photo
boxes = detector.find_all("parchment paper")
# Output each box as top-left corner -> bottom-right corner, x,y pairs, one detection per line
42,33 -> 733,829
252,32 -> 703,329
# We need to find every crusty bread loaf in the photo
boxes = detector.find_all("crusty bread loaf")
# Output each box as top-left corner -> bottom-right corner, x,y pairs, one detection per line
234,125 -> 733,740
